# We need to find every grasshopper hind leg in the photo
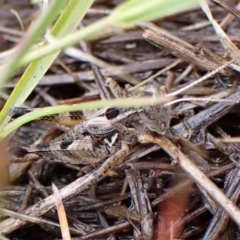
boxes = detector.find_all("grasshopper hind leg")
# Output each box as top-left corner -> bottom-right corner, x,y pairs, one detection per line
20,137 -> 109,165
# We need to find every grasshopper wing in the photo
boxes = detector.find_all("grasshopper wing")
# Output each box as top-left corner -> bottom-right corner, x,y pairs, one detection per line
23,136 -> 108,165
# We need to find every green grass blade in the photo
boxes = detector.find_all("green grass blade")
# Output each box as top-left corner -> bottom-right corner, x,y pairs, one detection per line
18,17 -> 110,67
17,0 -> 199,68
110,0 -> 199,26
0,0 -> 94,131
0,96 -> 170,140
0,0 -> 68,88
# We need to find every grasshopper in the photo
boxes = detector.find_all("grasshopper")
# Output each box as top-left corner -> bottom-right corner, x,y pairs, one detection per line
10,79 -> 171,166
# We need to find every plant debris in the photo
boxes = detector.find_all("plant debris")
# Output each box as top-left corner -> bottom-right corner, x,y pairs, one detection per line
1,1 -> 240,240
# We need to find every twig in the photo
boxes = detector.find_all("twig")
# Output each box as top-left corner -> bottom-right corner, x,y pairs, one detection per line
138,133 -> 240,227
0,144 -> 130,235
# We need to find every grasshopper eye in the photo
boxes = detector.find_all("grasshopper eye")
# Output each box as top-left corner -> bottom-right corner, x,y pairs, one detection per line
105,108 -> 120,120
9,107 -> 32,119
